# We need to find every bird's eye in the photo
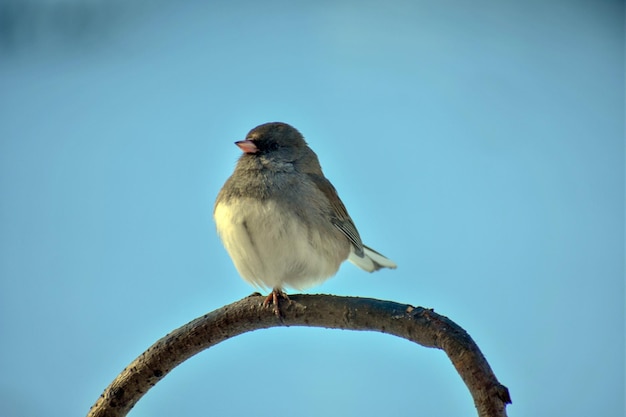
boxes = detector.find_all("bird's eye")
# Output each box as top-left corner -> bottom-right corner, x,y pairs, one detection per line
253,139 -> 279,153
265,142 -> 280,152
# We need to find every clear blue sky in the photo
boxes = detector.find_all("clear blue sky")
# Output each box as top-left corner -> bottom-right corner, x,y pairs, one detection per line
0,1 -> 623,416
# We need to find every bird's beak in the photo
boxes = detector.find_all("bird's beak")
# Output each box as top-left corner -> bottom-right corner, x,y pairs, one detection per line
235,139 -> 258,154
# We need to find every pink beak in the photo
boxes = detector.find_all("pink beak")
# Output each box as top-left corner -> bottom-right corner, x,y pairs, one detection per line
235,139 -> 258,154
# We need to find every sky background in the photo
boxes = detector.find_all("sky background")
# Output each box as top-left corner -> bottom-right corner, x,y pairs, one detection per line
0,1 -> 624,416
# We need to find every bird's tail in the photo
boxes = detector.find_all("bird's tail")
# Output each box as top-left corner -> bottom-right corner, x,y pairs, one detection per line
348,245 -> 397,272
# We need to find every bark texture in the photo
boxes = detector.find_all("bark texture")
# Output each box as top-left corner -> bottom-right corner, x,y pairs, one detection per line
87,294 -> 511,417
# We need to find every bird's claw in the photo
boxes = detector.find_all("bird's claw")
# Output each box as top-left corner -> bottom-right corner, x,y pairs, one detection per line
263,288 -> 291,318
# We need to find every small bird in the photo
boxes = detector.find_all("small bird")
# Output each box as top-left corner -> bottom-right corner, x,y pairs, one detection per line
214,122 -> 396,315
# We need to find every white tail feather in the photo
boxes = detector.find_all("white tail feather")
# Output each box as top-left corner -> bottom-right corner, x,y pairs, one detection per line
348,245 -> 397,272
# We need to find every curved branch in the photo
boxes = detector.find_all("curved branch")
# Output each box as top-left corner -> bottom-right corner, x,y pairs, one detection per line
87,294 -> 511,417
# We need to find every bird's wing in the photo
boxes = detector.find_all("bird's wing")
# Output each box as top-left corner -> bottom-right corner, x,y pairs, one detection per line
307,173 -> 365,256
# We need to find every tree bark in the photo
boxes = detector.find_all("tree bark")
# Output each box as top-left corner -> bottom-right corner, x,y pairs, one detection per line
87,294 -> 511,417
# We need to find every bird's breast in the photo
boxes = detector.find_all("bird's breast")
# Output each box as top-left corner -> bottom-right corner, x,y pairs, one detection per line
213,197 -> 350,290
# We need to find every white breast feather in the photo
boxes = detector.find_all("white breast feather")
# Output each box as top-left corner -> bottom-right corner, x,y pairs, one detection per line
214,198 -> 346,290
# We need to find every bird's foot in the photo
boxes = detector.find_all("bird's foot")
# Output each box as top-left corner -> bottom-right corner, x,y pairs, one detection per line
263,288 -> 290,318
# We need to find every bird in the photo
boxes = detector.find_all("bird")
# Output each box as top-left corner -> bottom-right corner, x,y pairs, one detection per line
214,122 -> 396,316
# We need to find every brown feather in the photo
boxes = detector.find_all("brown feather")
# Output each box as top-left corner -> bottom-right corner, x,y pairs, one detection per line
307,173 -> 365,257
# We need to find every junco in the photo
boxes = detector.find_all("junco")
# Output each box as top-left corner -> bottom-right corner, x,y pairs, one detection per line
214,122 -> 396,315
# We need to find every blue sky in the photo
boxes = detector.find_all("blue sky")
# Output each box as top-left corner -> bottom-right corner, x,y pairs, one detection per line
0,1 -> 623,416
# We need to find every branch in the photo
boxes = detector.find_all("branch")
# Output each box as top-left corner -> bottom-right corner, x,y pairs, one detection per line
87,294 -> 511,417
